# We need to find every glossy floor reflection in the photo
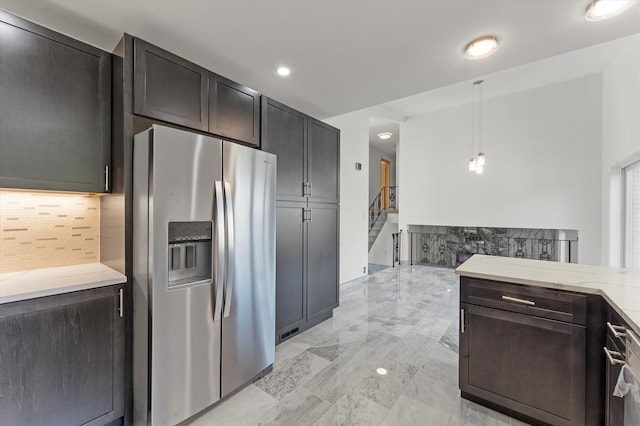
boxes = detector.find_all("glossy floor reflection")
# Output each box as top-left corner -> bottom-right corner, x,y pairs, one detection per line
186,265 -> 529,425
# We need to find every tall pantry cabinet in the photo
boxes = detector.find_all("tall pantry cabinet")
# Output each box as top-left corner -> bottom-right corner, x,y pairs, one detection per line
261,97 -> 340,344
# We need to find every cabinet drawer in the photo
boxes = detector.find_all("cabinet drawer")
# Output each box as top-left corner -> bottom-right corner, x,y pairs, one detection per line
461,277 -> 587,325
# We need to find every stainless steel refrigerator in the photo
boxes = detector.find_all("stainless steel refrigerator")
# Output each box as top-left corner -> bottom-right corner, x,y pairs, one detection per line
132,125 -> 276,426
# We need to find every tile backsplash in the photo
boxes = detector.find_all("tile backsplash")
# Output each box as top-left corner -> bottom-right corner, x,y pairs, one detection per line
0,191 -> 100,273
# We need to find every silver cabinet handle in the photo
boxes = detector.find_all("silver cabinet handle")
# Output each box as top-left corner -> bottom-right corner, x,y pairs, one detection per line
302,181 -> 308,197
501,295 -> 535,306
118,288 -> 124,318
607,322 -> 627,339
460,308 -> 465,334
603,347 -> 625,366
223,181 -> 235,318
308,182 -> 312,197
213,181 -> 225,322
105,165 -> 110,192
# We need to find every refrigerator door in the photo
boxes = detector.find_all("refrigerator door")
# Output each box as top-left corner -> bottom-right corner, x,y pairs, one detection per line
221,142 -> 277,396
139,125 -> 223,425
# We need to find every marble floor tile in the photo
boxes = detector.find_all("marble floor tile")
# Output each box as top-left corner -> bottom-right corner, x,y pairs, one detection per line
255,350 -> 330,401
351,334 -> 431,410
254,388 -> 331,426
184,265 -> 529,426
382,394 -> 450,426
313,393 -> 389,426
446,398 -> 513,426
186,384 -> 277,426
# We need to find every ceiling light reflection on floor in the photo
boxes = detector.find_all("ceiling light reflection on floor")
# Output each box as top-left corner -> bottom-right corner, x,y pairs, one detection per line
376,367 -> 388,376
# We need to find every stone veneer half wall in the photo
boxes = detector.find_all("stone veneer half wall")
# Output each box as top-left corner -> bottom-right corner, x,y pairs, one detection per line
0,191 -> 100,273
407,225 -> 578,268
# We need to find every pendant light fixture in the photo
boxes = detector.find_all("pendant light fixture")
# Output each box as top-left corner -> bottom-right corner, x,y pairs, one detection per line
469,80 -> 486,175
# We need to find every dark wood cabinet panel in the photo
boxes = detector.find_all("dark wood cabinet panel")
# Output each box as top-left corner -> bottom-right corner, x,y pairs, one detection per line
458,276 -> 609,426
261,97 -> 307,202
275,203 -> 306,332
460,303 -> 585,425
307,118 -> 340,204
0,11 -> 111,193
133,38 -> 208,131
0,286 -> 124,425
209,73 -> 260,146
605,335 -> 624,426
0,285 -> 124,426
263,98 -> 340,344
306,203 -> 339,320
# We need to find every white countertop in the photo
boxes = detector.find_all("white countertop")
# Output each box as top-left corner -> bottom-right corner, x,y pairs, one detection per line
456,255 -> 640,333
0,263 -> 126,304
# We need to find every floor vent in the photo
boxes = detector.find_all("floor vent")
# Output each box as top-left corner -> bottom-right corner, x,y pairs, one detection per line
280,327 -> 299,341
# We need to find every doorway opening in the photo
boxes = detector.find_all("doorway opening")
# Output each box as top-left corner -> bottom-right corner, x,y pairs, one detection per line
380,158 -> 391,210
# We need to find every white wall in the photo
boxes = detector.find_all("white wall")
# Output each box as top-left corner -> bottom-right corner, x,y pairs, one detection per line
601,35 -> 640,267
368,147 -> 396,205
325,110 -> 370,284
398,75 -> 603,265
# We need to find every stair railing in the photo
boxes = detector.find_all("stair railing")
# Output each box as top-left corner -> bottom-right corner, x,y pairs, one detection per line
392,230 -> 402,267
369,191 -> 382,232
369,186 -> 399,232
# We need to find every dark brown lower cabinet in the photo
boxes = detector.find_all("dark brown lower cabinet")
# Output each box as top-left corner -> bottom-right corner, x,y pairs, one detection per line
460,302 -> 586,425
0,285 -> 124,426
275,202 -> 339,344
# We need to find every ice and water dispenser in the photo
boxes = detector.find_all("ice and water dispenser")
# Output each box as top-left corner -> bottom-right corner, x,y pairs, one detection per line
167,221 -> 212,287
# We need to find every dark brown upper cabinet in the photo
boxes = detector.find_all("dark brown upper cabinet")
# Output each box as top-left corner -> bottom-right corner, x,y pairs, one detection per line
209,73 -> 260,147
0,11 -> 111,193
307,118 -> 340,204
261,97 -> 307,202
261,97 -> 340,204
133,38 -> 209,132
132,37 -> 261,146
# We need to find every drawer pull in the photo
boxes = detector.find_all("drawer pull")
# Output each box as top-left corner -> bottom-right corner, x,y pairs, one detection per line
603,347 -> 625,366
501,295 -> 536,306
607,322 -> 627,339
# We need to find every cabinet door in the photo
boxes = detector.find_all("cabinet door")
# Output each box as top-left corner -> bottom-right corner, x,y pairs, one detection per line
275,203 -> 306,337
0,285 -> 124,426
134,38 -> 208,131
307,118 -> 340,203
0,12 -> 111,193
605,336 -> 624,426
209,73 -> 260,146
261,97 -> 307,202
306,203 -> 339,321
460,303 -> 585,426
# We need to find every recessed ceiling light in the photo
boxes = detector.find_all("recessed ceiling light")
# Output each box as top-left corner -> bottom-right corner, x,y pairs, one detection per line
585,0 -> 637,21
378,132 -> 392,140
465,36 -> 499,60
277,66 -> 290,77
376,367 -> 388,376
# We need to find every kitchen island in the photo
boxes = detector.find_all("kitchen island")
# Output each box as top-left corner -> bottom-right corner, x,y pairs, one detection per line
455,255 -> 640,426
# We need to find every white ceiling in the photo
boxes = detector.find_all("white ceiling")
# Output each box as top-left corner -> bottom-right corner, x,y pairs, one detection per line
2,0 -> 639,123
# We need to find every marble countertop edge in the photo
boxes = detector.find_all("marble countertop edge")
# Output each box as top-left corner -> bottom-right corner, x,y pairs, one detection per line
0,263 -> 127,304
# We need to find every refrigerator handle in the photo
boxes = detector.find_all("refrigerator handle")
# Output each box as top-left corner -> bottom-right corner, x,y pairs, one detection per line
223,181 -> 235,318
213,181 -> 225,322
